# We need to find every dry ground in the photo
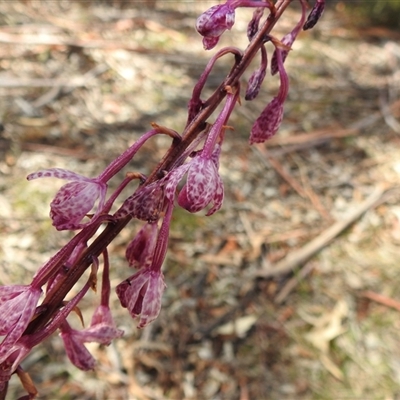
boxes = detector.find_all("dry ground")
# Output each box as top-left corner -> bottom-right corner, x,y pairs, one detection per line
1,1 -> 400,399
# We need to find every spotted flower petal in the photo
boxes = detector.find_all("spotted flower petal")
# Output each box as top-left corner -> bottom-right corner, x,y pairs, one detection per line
115,181 -> 165,223
76,305 -> 123,346
27,168 -> 107,230
249,96 -> 284,144
196,0 -> 272,50
60,326 -> 96,371
196,3 -> 235,50
116,268 -> 166,329
0,285 -> 42,364
177,155 -> 224,215
303,0 -> 325,30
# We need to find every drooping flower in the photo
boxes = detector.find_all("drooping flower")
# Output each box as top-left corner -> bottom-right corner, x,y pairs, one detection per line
249,46 -> 288,144
27,168 -> 107,231
270,0 -> 307,75
116,202 -> 173,328
196,3 -> 235,50
166,145 -> 224,216
245,44 -> 267,101
303,0 -> 325,30
247,6 -> 265,41
0,285 -> 42,364
166,87 -> 238,215
196,0 -> 272,50
27,127 -> 180,231
116,268 -> 166,329
59,322 -> 96,371
126,222 -> 158,268
59,305 -> 124,371
249,97 -> 284,144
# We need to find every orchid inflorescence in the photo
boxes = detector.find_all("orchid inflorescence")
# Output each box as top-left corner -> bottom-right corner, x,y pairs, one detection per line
0,0 -> 324,397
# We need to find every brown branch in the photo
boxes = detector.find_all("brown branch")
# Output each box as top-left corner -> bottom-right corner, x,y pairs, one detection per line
361,290 -> 400,313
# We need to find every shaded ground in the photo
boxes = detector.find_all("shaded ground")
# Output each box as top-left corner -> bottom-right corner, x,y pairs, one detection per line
1,1 -> 400,399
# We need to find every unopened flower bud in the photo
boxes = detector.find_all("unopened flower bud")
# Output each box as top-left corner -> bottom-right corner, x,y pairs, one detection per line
303,0 -> 325,30
249,96 -> 284,143
126,223 -> 158,268
245,45 -> 267,101
116,268 -> 166,329
115,181 -> 165,222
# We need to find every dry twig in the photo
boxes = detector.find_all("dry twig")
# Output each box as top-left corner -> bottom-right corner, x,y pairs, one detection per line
256,185 -> 387,278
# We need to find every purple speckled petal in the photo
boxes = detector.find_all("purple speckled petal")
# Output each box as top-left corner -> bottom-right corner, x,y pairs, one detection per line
114,182 -> 165,222
206,172 -> 224,216
0,285 -> 42,364
116,268 -> 166,328
125,223 -> 158,269
60,330 -> 96,371
196,4 -> 235,37
247,7 -> 264,41
249,97 -> 284,144
164,163 -> 191,202
245,67 -> 267,101
303,0 -> 325,30
27,168 -> 92,182
178,157 -> 219,213
72,322 -> 123,346
0,285 -> 41,336
50,180 -> 105,230
245,45 -> 267,101
137,270 -> 166,329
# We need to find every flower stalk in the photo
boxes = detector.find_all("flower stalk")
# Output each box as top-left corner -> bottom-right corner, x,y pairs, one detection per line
0,0 -> 324,396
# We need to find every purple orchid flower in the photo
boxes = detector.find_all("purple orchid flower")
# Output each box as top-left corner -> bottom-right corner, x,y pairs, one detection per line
116,202 -> 173,328
116,268 -> 166,329
27,168 -> 107,231
59,305 -> 123,371
247,6 -> 265,41
166,88 -> 238,215
196,0 -> 272,50
249,44 -> 288,144
166,144 -> 224,216
114,180 -> 166,223
0,285 -> 42,364
27,127 -> 179,230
